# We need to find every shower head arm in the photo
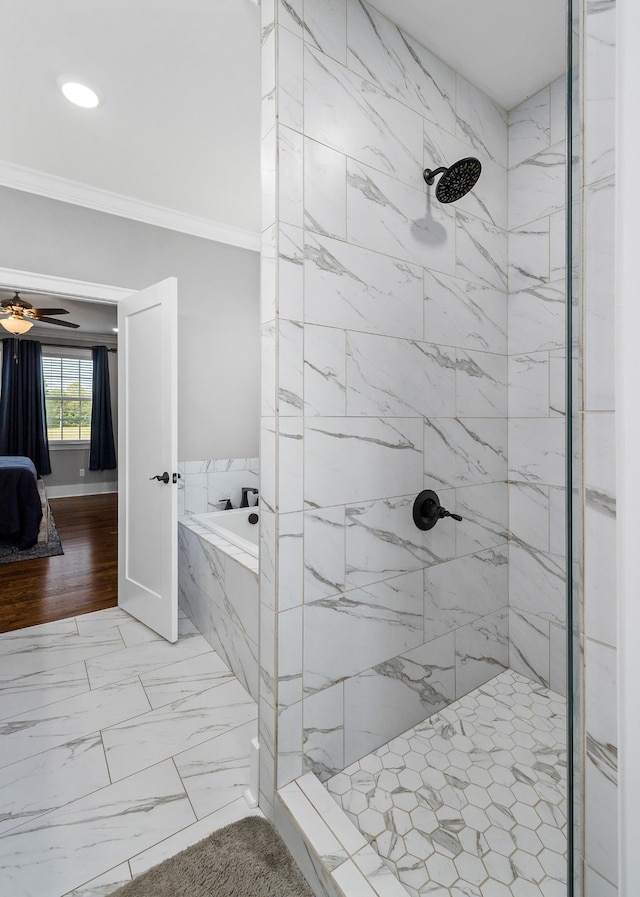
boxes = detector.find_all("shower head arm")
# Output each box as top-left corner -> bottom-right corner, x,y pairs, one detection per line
423,166 -> 448,185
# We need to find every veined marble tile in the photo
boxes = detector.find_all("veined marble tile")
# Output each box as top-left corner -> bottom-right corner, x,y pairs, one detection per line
454,608 -> 508,698
584,175 -> 615,411
0,660 -> 89,722
455,210 -> 508,292
585,637 -> 618,887
0,678 -> 149,771
509,607 -> 551,688
0,732 -> 109,836
63,862 -> 132,897
344,634 -> 456,764
278,318 -> 304,414
278,606 -> 303,708
261,223 -> 276,323
305,44 -> 423,187
550,623 -> 568,697
139,650 -> 234,709
278,26 -> 303,131
508,218 -> 550,291
304,571 -> 424,692
346,332 -> 456,418
509,86 -> 551,168
304,231 -> 423,340
456,76 -> 508,168
279,125 -> 303,228
508,142 -> 567,228
585,0 -> 615,184
509,482 -> 550,553
347,159 -> 456,273
549,485 -> 566,558
424,270 -> 507,354
455,482 -> 508,556
584,411 -> 617,647
423,545 -> 508,640
549,348 -> 566,417
278,416 -> 304,513
509,281 -> 566,355
345,493 -> 456,590
0,760 -> 195,897
425,418 -> 506,489
277,511 -> 304,611
549,209 -> 566,283
304,505 -> 346,603
347,0 -> 455,131
304,324 -> 346,416
456,349 -> 507,417
102,678 -> 257,782
279,0 -> 303,36
550,74 -> 567,147
261,125 -> 276,230
85,628 -> 212,690
277,700 -> 303,785
304,138 -> 346,238
585,865 -> 618,897
262,323 -> 276,416
278,781 -> 349,871
172,720 -> 256,819
260,419 -> 276,514
128,797 -> 263,880
509,542 -> 566,626
261,17 -> 276,139
304,416 -> 422,508
509,352 -> 551,418
279,224 -> 304,321
304,0 -> 346,64
297,771 -> 367,855
0,622 -> 124,684
302,683 -> 345,780
509,417 -> 566,487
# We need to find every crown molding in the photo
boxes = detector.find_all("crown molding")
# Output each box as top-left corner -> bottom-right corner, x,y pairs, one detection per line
0,267 -> 133,303
0,160 -> 260,252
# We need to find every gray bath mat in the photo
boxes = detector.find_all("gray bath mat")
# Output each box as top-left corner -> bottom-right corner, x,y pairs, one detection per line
108,816 -> 315,897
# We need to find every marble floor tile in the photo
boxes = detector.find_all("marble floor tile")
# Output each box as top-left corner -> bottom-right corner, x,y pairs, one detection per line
0,608 -> 260,897
102,677 -> 257,782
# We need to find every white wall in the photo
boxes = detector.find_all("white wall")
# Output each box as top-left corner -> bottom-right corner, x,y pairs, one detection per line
0,186 -> 260,461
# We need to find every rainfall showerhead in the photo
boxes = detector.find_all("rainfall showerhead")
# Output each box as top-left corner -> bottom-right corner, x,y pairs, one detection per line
423,157 -> 482,203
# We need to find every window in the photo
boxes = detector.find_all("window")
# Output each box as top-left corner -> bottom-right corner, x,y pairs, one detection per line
42,353 -> 93,442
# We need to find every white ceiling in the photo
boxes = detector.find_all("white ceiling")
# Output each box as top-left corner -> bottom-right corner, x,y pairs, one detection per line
0,0 -> 566,333
370,0 -> 567,111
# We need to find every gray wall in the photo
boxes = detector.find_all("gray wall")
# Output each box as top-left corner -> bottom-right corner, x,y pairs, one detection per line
0,186 -> 260,461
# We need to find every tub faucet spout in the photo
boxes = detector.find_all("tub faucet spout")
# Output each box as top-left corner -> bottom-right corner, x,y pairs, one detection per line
240,487 -> 259,508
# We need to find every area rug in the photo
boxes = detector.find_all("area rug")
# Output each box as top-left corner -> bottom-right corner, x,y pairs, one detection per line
0,513 -> 64,565
108,816 -> 315,897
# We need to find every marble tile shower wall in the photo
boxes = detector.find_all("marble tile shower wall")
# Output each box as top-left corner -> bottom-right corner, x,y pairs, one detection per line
177,458 -> 259,516
581,0 -> 618,893
507,77 -> 568,695
261,0 -> 513,805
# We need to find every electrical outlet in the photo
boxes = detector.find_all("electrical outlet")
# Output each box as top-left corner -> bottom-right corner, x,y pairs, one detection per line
79,468 -> 85,477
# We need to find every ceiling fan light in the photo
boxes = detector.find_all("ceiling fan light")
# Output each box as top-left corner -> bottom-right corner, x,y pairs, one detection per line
1,316 -> 34,334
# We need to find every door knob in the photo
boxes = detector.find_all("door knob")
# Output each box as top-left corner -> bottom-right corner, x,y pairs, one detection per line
150,472 -> 170,484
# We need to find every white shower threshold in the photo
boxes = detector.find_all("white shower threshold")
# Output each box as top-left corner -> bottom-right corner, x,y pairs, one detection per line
277,669 -> 566,897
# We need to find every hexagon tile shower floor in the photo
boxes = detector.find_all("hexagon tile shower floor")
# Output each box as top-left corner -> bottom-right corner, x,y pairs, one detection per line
326,670 -> 566,897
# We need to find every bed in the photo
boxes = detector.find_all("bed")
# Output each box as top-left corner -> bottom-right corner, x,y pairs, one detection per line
0,456 -> 49,550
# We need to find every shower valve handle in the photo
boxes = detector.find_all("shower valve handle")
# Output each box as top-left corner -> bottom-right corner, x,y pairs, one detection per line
413,489 -> 463,531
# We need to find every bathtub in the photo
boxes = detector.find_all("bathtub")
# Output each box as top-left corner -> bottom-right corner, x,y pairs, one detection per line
192,507 -> 259,558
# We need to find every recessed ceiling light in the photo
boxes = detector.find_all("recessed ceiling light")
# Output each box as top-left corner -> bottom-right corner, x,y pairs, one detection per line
59,79 -> 102,109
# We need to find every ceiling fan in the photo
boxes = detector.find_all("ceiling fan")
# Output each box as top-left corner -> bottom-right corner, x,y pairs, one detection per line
0,292 -> 80,335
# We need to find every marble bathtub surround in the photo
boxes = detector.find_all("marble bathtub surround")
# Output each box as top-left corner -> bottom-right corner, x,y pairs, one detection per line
178,457 -> 259,517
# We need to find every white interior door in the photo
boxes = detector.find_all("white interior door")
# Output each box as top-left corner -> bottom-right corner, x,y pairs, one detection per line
118,277 -> 178,642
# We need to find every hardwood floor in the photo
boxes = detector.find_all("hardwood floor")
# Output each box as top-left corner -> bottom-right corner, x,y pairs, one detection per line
0,493 -> 118,633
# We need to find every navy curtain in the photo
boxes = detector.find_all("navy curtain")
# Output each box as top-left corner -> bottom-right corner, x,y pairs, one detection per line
0,337 -> 52,475
89,345 -> 117,471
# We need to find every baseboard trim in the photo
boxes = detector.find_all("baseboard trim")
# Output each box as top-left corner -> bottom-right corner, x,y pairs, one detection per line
46,482 -> 118,498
